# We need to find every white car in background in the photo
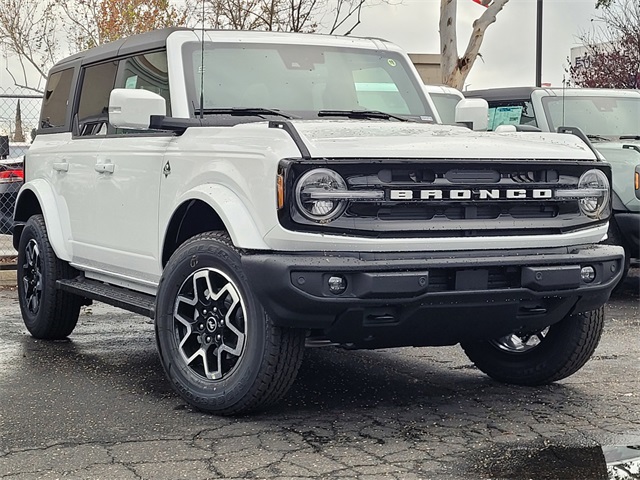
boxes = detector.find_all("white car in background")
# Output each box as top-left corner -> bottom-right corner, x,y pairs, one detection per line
423,84 -> 464,125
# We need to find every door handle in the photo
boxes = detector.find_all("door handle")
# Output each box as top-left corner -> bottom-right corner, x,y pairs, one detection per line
53,162 -> 69,172
95,163 -> 115,174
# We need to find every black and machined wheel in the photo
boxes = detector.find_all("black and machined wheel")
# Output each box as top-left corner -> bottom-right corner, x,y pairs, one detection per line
17,215 -> 82,339
155,232 -> 306,415
461,307 -> 605,386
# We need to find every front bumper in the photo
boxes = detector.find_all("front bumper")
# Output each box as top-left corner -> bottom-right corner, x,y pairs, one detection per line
242,244 -> 624,348
614,212 -> 640,259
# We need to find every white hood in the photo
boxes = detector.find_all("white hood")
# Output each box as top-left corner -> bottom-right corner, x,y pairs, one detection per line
291,120 -> 597,160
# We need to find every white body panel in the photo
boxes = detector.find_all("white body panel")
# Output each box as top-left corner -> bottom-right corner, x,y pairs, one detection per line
19,30 -> 608,293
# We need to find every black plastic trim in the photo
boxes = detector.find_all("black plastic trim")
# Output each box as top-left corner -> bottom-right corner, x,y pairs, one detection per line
614,212 -> 640,257
57,277 -> 155,318
241,244 -> 624,342
269,120 -> 311,159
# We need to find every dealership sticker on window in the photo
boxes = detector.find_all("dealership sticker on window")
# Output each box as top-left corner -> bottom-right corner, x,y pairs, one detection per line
387,59 -> 397,67
125,75 -> 138,89
488,106 -> 523,130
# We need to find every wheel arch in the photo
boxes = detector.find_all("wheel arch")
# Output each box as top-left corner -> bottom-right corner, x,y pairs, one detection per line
13,181 -> 72,261
161,185 -> 269,267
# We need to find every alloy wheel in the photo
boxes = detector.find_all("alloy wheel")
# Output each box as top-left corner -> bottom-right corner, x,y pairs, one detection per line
490,327 -> 550,354
172,268 -> 247,380
22,239 -> 42,314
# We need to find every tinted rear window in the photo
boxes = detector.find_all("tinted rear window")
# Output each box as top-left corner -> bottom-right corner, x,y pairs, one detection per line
40,68 -> 74,130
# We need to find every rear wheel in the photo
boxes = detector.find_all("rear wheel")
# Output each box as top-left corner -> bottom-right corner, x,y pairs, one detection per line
155,232 -> 306,415
461,307 -> 604,386
17,215 -> 82,339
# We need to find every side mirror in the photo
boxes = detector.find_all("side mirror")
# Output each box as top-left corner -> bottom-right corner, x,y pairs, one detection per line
109,88 -> 166,130
455,98 -> 488,131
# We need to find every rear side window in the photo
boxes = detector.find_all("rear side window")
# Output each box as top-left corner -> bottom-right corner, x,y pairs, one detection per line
76,61 -> 118,136
40,68 -> 74,131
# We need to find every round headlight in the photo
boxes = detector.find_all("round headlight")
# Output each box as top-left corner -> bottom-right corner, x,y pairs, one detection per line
578,169 -> 610,218
295,169 -> 348,222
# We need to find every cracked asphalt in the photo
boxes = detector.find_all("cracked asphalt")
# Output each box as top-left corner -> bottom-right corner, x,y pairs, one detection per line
1,271 -> 639,480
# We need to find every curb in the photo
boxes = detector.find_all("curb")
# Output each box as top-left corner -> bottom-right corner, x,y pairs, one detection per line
0,269 -> 17,287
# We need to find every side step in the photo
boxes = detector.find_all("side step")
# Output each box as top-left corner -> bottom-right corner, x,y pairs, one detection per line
57,277 -> 156,319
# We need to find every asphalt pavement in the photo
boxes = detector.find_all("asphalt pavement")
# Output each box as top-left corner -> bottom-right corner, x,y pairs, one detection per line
0,271 -> 639,479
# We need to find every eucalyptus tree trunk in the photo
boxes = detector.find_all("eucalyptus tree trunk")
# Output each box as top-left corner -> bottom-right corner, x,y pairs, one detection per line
439,0 -> 510,89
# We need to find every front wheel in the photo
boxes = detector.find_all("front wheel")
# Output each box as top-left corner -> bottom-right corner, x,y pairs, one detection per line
155,232 -> 306,415
461,307 -> 605,386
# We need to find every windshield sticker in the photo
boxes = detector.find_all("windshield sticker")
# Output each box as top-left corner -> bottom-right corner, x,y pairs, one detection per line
488,106 -> 523,130
387,59 -> 397,67
125,75 -> 138,89
355,82 -> 400,92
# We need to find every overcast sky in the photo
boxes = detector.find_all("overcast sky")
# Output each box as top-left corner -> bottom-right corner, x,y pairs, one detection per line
336,0 -> 599,89
0,0 -> 600,91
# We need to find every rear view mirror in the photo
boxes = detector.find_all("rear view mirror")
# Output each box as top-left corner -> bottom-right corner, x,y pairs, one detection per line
455,98 -> 489,131
109,88 -> 166,130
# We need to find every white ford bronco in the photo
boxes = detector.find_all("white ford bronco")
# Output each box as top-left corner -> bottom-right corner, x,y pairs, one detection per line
14,28 -> 624,414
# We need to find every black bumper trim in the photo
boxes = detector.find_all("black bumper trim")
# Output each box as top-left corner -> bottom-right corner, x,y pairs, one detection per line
614,212 -> 640,258
242,244 -> 624,347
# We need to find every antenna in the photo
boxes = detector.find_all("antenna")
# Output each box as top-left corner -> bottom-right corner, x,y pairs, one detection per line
561,74 -> 566,128
199,0 -> 205,119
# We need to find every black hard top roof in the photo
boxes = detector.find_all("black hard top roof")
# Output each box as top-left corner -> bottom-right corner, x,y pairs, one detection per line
465,86 -> 540,101
51,27 -> 188,72
49,27 -> 395,75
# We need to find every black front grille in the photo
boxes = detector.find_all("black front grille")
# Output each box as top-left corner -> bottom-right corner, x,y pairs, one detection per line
279,159 -> 609,238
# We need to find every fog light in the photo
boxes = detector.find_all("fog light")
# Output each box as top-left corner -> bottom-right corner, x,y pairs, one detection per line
581,266 -> 596,283
328,275 -> 347,295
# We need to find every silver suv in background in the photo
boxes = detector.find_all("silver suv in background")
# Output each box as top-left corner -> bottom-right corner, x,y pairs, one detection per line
466,87 -> 640,284
423,84 -> 464,125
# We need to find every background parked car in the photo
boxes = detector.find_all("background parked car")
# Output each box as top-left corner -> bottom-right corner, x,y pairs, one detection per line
465,87 -> 640,285
423,84 -> 464,125
0,137 -> 27,234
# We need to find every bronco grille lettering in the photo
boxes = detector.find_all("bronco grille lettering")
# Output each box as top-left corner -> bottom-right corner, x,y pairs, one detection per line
389,189 -> 554,200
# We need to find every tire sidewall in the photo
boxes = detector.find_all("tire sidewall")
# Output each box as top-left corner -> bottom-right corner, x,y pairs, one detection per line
17,216 -> 55,335
462,307 -> 604,385
156,237 -> 267,411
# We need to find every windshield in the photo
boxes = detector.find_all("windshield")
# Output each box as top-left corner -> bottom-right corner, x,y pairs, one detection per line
542,95 -> 640,137
429,92 -> 462,124
183,42 -> 434,121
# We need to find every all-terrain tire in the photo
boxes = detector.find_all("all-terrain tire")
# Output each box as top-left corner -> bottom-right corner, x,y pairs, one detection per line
461,307 -> 605,386
155,231 -> 306,415
17,215 -> 82,339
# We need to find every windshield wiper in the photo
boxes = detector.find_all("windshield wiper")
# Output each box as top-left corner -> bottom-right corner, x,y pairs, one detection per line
586,134 -> 610,142
619,135 -> 640,140
317,109 -> 409,122
193,107 -> 297,119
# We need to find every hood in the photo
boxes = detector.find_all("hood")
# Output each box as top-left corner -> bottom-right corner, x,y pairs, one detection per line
290,120 -> 597,160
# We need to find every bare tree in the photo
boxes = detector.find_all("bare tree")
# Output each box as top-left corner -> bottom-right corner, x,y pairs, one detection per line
1,0 -> 195,92
208,0 -> 393,34
439,0 -> 510,89
570,0 -> 640,88
0,0 -> 58,92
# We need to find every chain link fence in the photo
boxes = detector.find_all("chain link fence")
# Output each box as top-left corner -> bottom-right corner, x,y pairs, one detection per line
1,88 -> 42,269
